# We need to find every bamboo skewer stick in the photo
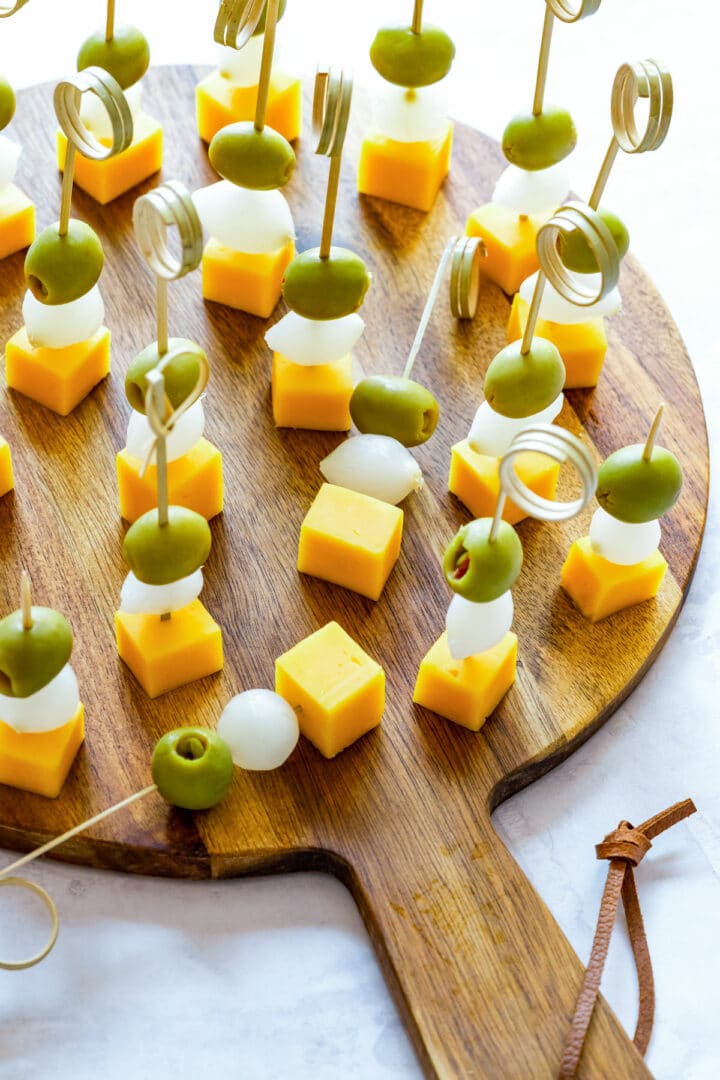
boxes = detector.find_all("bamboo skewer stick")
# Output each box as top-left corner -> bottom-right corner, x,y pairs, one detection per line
532,5 -> 555,116
319,154 -> 342,260
0,786 -> 158,883
58,141 -> 76,237
520,273 -> 547,355
254,0 -> 279,131
411,0 -> 424,35
643,403 -> 664,462
105,0 -> 116,42
156,277 -> 169,358
489,492 -> 507,542
20,570 -> 32,630
403,237 -> 457,380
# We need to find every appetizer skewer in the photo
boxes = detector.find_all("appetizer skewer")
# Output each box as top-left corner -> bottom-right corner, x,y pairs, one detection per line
562,405 -> 683,621
0,696 -> 301,969
271,67 -> 371,430
417,425 -> 597,730
467,0 -> 602,295
5,69 -> 132,415
62,0 -> 160,203
196,0 -> 296,318
117,181 -> 224,522
0,73 -> 34,259
358,0 -> 456,211
197,0 -> 301,144
0,572 -> 84,798
508,58 -> 673,388
451,201 -> 619,523
115,184 -> 223,697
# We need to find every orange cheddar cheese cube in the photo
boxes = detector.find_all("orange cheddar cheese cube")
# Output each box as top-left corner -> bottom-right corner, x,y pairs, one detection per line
0,184 -> 34,259
561,536 -> 667,623
508,294 -> 608,389
5,326 -> 110,416
117,438 -> 224,523
271,353 -> 353,431
0,438 -> 13,496
449,440 -> 560,525
196,69 -> 302,144
275,621 -> 384,758
298,483 -> 403,600
413,632 -> 517,732
357,122 -> 453,212
0,704 -> 84,798
466,204 -> 545,296
57,114 -> 163,205
115,600 -> 223,699
202,237 -> 294,318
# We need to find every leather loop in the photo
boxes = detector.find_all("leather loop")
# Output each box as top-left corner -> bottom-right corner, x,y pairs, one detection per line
558,798 -> 696,1078
595,821 -> 652,865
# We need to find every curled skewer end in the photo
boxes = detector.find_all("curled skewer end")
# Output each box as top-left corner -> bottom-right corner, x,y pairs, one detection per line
499,424 -> 597,522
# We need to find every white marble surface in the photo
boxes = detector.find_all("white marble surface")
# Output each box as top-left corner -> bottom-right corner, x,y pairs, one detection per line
1,0 -> 718,1076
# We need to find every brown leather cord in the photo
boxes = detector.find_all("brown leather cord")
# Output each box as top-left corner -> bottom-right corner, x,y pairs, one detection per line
558,798 -> 697,1078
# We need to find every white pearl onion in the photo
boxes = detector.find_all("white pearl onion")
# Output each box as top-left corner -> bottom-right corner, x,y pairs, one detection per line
320,434 -> 423,505
446,591 -> 514,661
217,34 -> 265,86
492,162 -> 570,218
23,285 -> 104,349
125,399 -> 205,465
468,394 -> 564,457
119,569 -> 204,615
81,81 -> 143,140
519,271 -> 622,325
265,311 -> 365,367
0,664 -> 80,734
193,181 -> 294,255
217,689 -> 299,770
373,85 -> 449,143
589,507 -> 661,565
0,133 -> 21,190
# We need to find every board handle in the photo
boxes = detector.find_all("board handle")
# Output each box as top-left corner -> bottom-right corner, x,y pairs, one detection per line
341,815 -> 651,1078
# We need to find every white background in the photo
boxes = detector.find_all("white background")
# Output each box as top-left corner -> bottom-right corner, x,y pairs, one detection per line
0,1 -> 718,1077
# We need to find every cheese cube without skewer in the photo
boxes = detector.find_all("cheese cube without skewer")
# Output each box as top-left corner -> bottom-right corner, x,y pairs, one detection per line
298,484 -> 403,600
275,622 -> 384,758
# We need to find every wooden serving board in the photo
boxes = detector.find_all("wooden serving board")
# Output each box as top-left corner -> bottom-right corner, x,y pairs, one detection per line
0,66 -> 709,1077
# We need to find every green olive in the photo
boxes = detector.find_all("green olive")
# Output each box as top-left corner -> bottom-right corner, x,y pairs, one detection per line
0,607 -> 73,699
502,105 -> 577,171
370,23 -> 455,88
282,247 -> 371,320
151,727 -> 234,811
484,338 -> 565,419
443,518 -> 523,603
0,75 -> 16,131
209,123 -> 296,190
25,221 -> 104,306
77,25 -> 150,90
596,444 -> 683,524
558,207 -> 630,273
349,375 -> 439,447
123,507 -> 212,586
125,339 -> 205,415
252,0 -> 288,35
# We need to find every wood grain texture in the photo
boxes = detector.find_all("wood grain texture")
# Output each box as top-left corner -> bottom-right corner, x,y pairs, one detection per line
0,67 -> 709,1077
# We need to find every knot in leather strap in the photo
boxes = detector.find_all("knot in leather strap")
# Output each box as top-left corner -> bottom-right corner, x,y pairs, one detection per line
595,820 -> 652,866
559,798 -> 696,1078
